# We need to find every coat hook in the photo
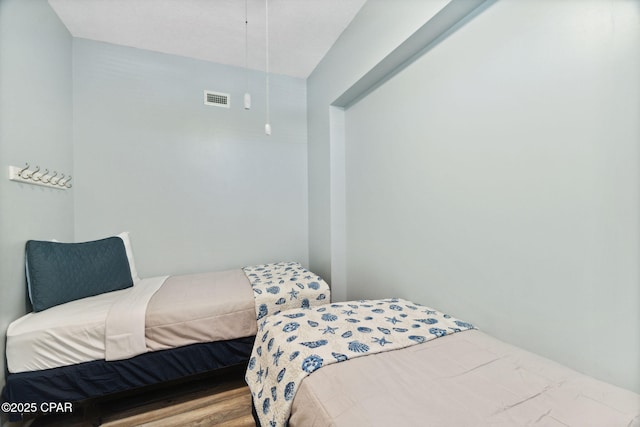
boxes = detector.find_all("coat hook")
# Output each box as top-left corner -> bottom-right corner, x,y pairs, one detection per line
47,171 -> 58,184
18,163 -> 30,178
31,166 -> 41,181
38,169 -> 50,183
10,163 -> 71,190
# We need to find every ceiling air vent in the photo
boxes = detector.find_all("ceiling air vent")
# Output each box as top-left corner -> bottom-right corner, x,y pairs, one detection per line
204,90 -> 230,108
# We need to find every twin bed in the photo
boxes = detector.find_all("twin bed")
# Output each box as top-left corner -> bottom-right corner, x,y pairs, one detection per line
2,235 -> 639,425
3,234 -> 268,422
2,234 -> 324,422
247,299 -> 640,427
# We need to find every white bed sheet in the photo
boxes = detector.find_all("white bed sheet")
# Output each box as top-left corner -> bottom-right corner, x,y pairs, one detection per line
7,276 -> 166,373
7,286 -> 131,373
104,275 -> 167,361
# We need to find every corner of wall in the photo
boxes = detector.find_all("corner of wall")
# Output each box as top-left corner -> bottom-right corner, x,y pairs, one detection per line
0,0 -> 74,395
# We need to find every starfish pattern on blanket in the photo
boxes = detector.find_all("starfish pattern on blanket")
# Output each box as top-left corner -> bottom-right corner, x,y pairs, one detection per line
243,262 -> 330,320
246,298 -> 475,427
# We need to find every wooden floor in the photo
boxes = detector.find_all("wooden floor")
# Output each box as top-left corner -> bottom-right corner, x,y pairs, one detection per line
29,368 -> 256,427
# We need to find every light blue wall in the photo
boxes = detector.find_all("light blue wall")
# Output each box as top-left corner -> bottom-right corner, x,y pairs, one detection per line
0,1 -> 308,397
310,0 -> 640,393
0,0 -> 73,388
73,40 -> 309,277
307,0 -> 450,290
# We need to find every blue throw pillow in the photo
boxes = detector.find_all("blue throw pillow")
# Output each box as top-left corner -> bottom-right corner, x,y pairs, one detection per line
25,237 -> 134,312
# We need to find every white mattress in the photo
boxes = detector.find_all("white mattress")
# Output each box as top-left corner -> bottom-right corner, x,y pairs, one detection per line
6,269 -> 257,373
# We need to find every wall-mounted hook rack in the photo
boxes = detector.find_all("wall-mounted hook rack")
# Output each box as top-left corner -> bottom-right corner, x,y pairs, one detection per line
8,163 -> 72,190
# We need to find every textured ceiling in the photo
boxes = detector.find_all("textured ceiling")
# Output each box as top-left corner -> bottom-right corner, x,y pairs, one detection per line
48,0 -> 367,79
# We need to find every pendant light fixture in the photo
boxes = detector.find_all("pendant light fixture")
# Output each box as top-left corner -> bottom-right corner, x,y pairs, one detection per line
243,0 -> 251,110
264,0 -> 271,135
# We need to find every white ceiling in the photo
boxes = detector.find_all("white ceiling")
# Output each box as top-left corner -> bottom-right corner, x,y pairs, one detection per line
47,0 -> 367,79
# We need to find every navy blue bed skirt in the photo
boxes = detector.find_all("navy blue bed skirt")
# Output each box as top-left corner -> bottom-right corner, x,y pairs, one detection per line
2,336 -> 255,421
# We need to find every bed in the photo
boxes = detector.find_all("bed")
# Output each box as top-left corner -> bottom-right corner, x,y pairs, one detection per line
246,299 -> 640,427
1,234 -> 330,422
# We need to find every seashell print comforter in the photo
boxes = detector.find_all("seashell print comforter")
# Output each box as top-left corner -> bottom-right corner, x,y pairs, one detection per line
243,261 -> 330,321
244,295 -> 475,427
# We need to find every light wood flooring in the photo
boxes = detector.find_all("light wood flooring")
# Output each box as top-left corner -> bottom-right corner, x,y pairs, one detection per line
28,367 -> 256,427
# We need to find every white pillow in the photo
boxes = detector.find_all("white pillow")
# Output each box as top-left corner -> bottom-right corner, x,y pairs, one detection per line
116,231 -> 140,284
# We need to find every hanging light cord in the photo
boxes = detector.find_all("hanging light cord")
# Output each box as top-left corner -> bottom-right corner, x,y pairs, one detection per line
243,0 -> 252,110
245,0 -> 249,92
265,0 -> 271,134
